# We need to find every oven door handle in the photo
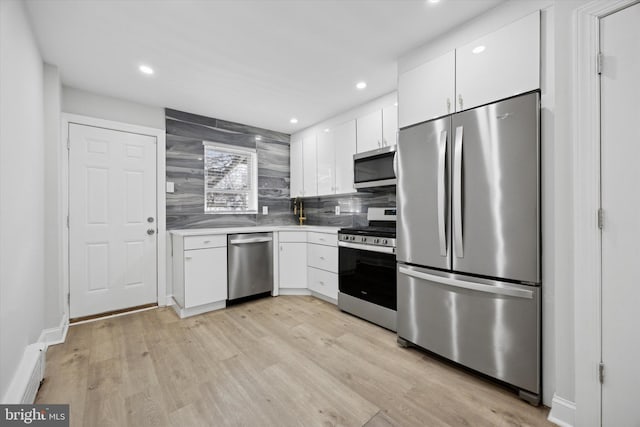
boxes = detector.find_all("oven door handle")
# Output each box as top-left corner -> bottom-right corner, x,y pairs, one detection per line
338,241 -> 396,254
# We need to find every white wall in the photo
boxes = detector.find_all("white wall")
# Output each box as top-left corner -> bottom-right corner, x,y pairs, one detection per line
43,64 -> 64,329
0,0 -> 46,401
62,86 -> 165,130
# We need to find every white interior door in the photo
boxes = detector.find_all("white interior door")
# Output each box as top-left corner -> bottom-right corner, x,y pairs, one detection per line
600,3 -> 640,425
69,123 -> 157,318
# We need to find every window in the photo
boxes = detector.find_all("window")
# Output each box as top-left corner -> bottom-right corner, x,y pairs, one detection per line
203,141 -> 257,213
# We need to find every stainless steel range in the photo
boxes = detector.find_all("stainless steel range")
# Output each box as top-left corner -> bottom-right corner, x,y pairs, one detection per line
338,207 -> 397,331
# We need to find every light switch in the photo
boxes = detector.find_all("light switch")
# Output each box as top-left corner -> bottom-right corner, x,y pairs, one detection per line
262,206 -> 268,215
335,205 -> 340,215
166,182 -> 175,193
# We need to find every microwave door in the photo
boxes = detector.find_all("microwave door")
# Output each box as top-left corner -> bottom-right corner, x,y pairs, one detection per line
353,147 -> 397,189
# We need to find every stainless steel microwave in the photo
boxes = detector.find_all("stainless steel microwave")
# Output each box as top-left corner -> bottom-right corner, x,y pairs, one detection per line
353,145 -> 397,190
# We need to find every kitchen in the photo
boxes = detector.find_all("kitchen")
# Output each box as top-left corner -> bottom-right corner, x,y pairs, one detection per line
1,0 -> 639,426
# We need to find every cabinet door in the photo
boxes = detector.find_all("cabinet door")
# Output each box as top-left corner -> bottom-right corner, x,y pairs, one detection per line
290,136 -> 304,197
316,130 -> 336,195
279,242 -> 308,289
184,247 -> 227,307
356,110 -> 383,153
382,104 -> 398,146
456,11 -> 540,111
302,134 -> 317,197
334,120 -> 357,194
398,50 -> 455,128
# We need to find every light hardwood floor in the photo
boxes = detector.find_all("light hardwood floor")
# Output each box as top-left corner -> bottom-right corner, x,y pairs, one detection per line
36,296 -> 552,427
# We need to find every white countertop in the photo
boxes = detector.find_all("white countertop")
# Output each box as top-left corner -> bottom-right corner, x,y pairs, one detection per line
169,225 -> 341,237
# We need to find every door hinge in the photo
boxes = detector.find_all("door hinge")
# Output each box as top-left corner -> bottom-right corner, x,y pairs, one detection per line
66,215 -> 70,228
67,292 -> 70,305
597,52 -> 603,75
599,362 -> 605,384
67,137 -> 70,151
598,208 -> 604,230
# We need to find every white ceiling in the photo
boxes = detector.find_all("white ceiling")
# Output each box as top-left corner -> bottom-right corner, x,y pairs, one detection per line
25,0 -> 504,134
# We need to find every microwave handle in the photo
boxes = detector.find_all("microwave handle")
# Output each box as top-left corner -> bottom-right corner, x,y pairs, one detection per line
393,151 -> 398,177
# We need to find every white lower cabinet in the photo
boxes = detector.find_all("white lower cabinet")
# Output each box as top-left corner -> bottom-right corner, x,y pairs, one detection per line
278,231 -> 308,291
307,266 -> 338,301
306,232 -> 339,302
172,234 -> 227,318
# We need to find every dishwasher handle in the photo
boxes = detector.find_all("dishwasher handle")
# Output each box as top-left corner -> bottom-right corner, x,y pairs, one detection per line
229,236 -> 273,245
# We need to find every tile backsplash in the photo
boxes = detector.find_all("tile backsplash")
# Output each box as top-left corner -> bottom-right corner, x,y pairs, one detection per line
165,108 -> 395,229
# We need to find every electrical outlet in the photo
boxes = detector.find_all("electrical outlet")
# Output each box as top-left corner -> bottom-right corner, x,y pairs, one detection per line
335,205 -> 340,215
166,182 -> 175,193
262,206 -> 269,215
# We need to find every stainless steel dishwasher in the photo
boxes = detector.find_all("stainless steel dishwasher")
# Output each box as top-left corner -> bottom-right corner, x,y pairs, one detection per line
227,232 -> 274,301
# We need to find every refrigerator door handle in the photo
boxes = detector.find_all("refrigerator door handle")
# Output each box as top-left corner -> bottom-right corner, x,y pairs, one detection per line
437,130 -> 448,257
453,125 -> 464,258
398,266 -> 534,299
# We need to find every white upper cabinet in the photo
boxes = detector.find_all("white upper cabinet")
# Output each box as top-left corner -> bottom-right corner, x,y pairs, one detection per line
398,50 -> 455,128
382,104 -> 398,146
316,130 -> 336,195
456,11 -> 540,111
333,120 -> 357,195
302,134 -> 317,197
356,110 -> 383,153
290,136 -> 304,198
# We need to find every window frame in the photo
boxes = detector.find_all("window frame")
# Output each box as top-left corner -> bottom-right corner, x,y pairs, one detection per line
202,141 -> 258,214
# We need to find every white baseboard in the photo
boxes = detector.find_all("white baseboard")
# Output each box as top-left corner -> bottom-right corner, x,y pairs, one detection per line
2,343 -> 46,404
38,313 -> 69,347
278,288 -> 312,296
548,393 -> 576,427
171,299 -> 226,319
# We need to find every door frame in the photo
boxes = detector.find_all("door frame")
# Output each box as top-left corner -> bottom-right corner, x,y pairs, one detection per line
573,1 -> 638,425
61,113 -> 167,320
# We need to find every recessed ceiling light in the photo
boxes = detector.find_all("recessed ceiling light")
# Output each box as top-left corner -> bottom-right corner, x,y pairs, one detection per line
290,118 -> 298,124
428,0 -> 441,4
139,64 -> 154,75
394,102 -> 398,107
324,128 -> 330,133
472,45 -> 486,54
356,81 -> 367,90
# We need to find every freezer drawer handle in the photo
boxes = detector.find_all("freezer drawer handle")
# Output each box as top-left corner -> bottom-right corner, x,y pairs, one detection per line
437,129 -> 448,257
229,237 -> 273,245
398,266 -> 533,299
453,125 -> 464,258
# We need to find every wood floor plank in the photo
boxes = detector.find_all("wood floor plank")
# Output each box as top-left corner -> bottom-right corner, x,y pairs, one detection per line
37,296 -> 552,427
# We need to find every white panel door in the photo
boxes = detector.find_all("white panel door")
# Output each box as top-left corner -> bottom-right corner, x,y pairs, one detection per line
334,120 -> 357,194
398,50 -> 455,128
69,123 -> 157,318
600,4 -> 640,425
456,11 -> 539,111
316,130 -> 335,195
290,136 -> 304,197
356,110 -> 383,153
302,134 -> 317,197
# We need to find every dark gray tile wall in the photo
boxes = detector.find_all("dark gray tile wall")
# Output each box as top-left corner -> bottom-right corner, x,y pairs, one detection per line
166,108 -> 396,229
166,108 -> 296,229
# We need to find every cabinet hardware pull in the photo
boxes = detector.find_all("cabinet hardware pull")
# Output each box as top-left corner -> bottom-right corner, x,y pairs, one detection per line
185,256 -> 192,260
203,240 -> 211,244
458,94 -> 463,110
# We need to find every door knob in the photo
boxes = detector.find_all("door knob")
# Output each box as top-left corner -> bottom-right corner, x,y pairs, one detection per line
147,229 -> 156,235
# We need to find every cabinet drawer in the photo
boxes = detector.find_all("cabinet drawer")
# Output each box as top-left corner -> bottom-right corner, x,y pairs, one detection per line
184,234 -> 227,250
308,267 -> 338,300
279,231 -> 307,243
308,232 -> 337,247
307,243 -> 338,273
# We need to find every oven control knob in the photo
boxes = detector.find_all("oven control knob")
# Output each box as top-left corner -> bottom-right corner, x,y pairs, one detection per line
350,236 -> 356,241
382,239 -> 388,245
374,238 -> 380,244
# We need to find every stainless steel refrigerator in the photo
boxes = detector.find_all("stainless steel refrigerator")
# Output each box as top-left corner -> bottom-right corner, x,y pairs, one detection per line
396,91 -> 541,404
